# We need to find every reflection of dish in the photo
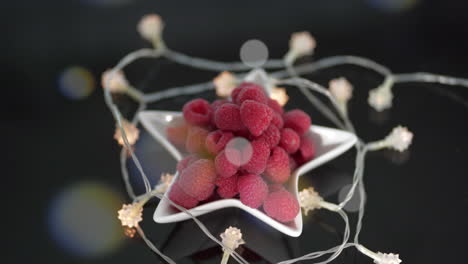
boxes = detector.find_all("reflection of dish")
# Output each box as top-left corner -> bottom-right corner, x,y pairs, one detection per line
139,110 -> 357,237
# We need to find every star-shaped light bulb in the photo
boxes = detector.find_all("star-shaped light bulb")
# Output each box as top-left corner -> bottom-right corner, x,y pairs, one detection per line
384,126 -> 414,152
220,226 -> 245,264
118,203 -> 144,228
101,69 -> 129,93
270,87 -> 289,106
374,252 -> 402,264
329,77 -> 353,103
214,71 -> 237,98
137,14 -> 164,44
299,187 -> 324,215
154,173 -> 174,194
368,77 -> 394,112
285,31 -> 316,64
114,119 -> 140,146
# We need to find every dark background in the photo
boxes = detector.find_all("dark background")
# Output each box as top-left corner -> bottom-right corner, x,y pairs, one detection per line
4,0 -> 468,263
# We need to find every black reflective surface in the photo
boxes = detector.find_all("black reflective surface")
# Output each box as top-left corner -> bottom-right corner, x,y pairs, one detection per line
5,1 -> 468,263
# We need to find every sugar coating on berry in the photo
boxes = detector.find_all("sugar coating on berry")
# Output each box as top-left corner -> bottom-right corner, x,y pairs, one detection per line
255,124 -> 280,148
211,99 -> 229,112
216,174 -> 238,198
271,111 -> 284,129
237,174 -> 268,208
267,99 -> 284,114
240,100 -> 273,136
176,155 -> 198,174
283,109 -> 311,135
168,183 -> 199,209
268,183 -> 285,193
166,118 -> 189,148
214,103 -> 243,131
178,159 -> 217,199
264,147 -> 291,184
263,189 -> 299,223
215,149 -> 240,178
236,83 -> 268,105
295,134 -> 316,165
183,98 -> 213,126
205,130 -> 234,155
185,126 -> 209,155
279,128 -> 300,154
241,139 -> 270,175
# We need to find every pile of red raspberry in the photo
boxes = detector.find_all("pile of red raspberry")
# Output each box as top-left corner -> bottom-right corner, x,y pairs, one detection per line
166,82 -> 315,223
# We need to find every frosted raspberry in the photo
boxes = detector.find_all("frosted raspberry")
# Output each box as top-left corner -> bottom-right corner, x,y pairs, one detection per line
214,103 -> 243,131
197,184 -> 215,201
176,155 -> 198,174
271,111 -> 284,129
237,174 -> 268,208
168,183 -> 199,209
240,100 -> 273,136
236,83 -> 268,105
283,109 -> 311,135
178,159 -> 217,199
183,98 -> 212,126
268,184 -> 285,193
185,126 -> 209,155
205,130 -> 234,155
264,147 -> 291,183
267,99 -> 284,114
230,85 -> 245,104
211,99 -> 229,112
216,174 -> 238,198
241,139 -> 270,175
289,157 -> 298,171
263,189 -> 299,223
255,124 -> 280,148
294,134 -> 316,165
279,128 -> 300,154
166,118 -> 189,148
215,149 -> 240,178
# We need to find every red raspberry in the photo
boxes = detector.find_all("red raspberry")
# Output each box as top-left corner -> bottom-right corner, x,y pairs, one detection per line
211,99 -> 229,112
255,124 -> 280,148
168,183 -> 199,209
197,184 -> 215,201
185,126 -> 209,155
237,174 -> 268,208
279,128 -> 300,154
271,111 -> 284,129
295,134 -> 316,165
205,130 -> 234,155
183,98 -> 213,126
215,149 -> 240,178
283,109 -> 311,135
236,83 -> 268,105
176,155 -> 198,174
214,103 -> 243,131
178,159 -> 217,200
264,147 -> 291,183
215,174 -> 238,198
263,189 -> 299,223
230,85 -> 245,104
267,99 -> 284,114
166,118 -> 189,148
289,156 -> 298,171
268,183 -> 285,193
241,139 -> 270,175
240,100 -> 273,136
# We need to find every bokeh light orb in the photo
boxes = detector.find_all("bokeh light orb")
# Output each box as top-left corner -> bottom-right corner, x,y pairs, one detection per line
367,0 -> 420,12
337,184 -> 362,213
47,182 -> 124,258
58,66 -> 95,100
240,39 -> 269,68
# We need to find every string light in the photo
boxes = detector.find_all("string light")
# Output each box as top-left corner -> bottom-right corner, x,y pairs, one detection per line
220,226 -> 245,264
285,31 -> 316,65
270,86 -> 289,106
367,125 -> 414,152
117,203 -> 144,228
357,245 -> 402,264
214,71 -> 238,98
113,119 -> 140,146
368,76 -> 394,112
154,173 -> 174,194
329,77 -> 353,114
101,69 -> 129,93
298,187 -> 324,215
137,14 -> 164,46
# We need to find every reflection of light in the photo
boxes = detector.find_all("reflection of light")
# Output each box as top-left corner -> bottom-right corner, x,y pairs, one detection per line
58,66 -> 95,100
367,0 -> 420,12
165,115 -> 173,122
48,182 -> 124,257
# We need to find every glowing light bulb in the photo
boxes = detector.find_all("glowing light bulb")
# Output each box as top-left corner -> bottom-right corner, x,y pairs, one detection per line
124,227 -> 136,238
101,69 -> 129,93
114,119 -> 140,146
220,226 -> 245,251
298,187 -> 323,215
368,77 -> 394,112
329,77 -> 353,103
154,173 -> 174,194
374,252 -> 402,264
137,14 -> 164,43
384,126 -> 413,152
289,31 -> 316,58
270,87 -> 289,106
214,71 -> 237,98
117,203 -> 143,228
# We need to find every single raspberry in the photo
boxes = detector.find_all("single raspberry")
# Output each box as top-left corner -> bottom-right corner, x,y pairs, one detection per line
211,99 -> 229,112
178,159 -> 217,200
255,124 -> 280,148
176,155 -> 198,174
205,130 -> 234,155
289,156 -> 298,171
263,189 -> 299,223
264,147 -> 291,183
166,118 -> 189,148
295,134 -> 316,165
185,126 -> 209,155
183,98 -> 213,127
268,183 -> 285,193
215,149 -> 240,178
283,109 -> 311,135
267,99 -> 284,114
214,103 -> 243,131
241,139 -> 270,175
236,83 -> 268,105
168,183 -> 199,209
279,128 -> 300,154
230,85 -> 245,104
215,174 -> 238,198
237,174 -> 268,208
197,184 -> 215,201
240,100 -> 273,136
271,111 -> 284,129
